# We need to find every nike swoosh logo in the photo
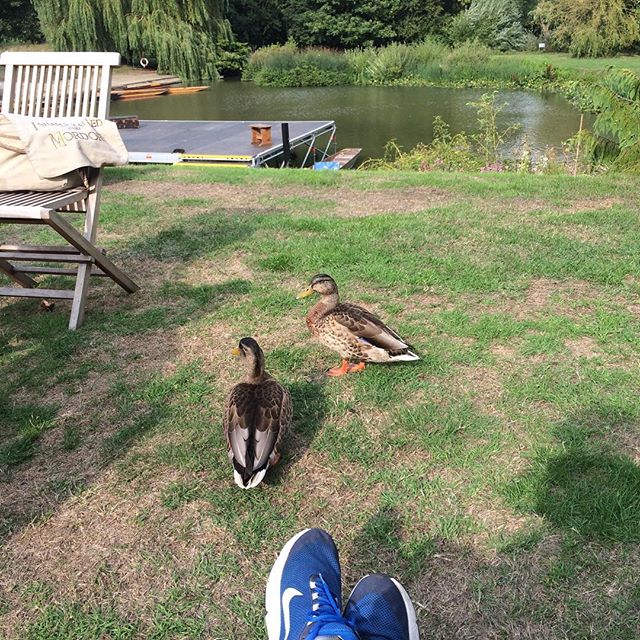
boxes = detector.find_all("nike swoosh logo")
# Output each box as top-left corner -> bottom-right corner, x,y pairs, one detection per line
282,587 -> 303,640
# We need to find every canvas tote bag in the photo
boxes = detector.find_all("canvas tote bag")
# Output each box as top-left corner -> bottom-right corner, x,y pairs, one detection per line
0,114 -> 128,191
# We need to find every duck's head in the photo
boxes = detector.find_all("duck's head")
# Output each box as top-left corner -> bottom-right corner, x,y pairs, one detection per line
231,337 -> 265,379
297,274 -> 338,299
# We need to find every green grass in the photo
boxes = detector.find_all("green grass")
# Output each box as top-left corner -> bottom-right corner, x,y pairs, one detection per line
497,52 -> 640,76
1,165 -> 639,638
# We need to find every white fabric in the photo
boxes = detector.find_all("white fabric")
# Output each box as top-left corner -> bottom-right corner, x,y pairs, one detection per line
0,114 -> 127,191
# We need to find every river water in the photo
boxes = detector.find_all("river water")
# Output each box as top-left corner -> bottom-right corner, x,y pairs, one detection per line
110,81 -> 583,162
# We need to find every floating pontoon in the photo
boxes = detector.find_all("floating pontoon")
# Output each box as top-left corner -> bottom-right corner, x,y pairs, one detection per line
118,119 -> 336,167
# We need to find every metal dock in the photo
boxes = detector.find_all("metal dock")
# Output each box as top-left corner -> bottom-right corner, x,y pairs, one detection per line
118,119 -> 336,167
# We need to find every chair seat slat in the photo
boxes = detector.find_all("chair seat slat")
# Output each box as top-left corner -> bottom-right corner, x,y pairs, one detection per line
0,286 -> 76,300
12,265 -> 107,277
0,251 -> 92,263
0,188 -> 88,210
0,244 -> 89,254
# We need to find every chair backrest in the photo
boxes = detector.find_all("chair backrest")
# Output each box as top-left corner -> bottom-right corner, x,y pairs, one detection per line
0,51 -> 120,120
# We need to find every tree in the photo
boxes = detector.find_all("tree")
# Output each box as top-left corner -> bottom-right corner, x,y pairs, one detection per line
532,0 -> 640,57
0,0 -> 42,43
448,0 -> 528,50
281,0 -> 449,48
393,0 -> 446,42
227,0 -> 286,48
33,0 -> 232,79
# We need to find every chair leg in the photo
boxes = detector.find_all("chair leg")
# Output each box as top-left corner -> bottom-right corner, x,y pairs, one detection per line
69,262 -> 91,330
68,180 -> 98,330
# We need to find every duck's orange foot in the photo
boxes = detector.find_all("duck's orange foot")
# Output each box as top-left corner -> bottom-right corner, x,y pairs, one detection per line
348,362 -> 366,374
327,359 -> 350,377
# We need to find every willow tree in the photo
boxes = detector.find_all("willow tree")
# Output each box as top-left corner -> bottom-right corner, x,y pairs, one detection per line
532,0 -> 640,57
33,0 -> 232,79
448,0 -> 528,51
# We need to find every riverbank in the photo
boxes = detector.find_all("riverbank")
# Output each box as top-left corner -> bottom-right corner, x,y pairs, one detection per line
2,165 -> 639,639
244,42 -> 640,94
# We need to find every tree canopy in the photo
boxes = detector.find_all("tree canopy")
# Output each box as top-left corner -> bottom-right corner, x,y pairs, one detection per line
4,0 -> 640,60
448,0 -> 530,51
532,0 -> 640,57
32,0 -> 232,79
0,0 -> 42,43
270,0 -> 452,48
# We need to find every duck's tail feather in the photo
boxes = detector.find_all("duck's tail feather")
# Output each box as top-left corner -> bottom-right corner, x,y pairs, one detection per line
233,468 -> 267,489
389,350 -> 420,362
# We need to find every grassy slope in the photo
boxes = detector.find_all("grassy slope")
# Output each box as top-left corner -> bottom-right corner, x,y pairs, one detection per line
495,51 -> 640,75
1,166 -> 639,639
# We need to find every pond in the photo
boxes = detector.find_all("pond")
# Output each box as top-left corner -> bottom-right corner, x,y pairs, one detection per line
110,81 -> 584,163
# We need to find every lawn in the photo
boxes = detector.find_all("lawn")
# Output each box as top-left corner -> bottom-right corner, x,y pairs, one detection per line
1,166 -> 639,639
494,51 -> 640,76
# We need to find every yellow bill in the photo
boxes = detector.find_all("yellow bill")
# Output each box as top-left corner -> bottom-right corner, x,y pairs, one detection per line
296,287 -> 314,299
231,347 -> 241,356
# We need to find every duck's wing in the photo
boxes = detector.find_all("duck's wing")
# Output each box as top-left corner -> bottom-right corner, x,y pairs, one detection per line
331,302 -> 410,351
224,380 -> 290,475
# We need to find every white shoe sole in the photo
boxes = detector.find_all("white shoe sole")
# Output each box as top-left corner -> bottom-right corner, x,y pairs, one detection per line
264,528 -> 311,640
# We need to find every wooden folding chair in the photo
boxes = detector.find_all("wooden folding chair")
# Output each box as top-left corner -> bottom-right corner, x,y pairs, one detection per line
0,51 -> 139,329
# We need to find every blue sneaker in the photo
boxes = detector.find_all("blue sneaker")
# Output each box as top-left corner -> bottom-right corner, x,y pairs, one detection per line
265,528 -> 360,640
343,574 -> 419,640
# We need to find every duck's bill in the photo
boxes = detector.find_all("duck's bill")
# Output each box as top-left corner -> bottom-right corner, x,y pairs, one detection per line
231,347 -> 241,356
296,287 -> 314,299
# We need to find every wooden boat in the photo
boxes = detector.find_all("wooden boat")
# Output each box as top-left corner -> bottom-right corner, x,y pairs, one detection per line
121,78 -> 180,89
166,85 -> 209,95
116,89 -> 168,101
313,148 -> 362,170
113,87 -> 168,96
111,84 -> 208,100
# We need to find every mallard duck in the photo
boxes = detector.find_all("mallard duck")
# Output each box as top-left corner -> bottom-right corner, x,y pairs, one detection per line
297,274 -> 419,376
224,337 -> 292,489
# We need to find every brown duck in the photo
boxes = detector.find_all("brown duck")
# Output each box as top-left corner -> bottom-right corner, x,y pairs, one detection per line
297,274 -> 419,376
224,337 -> 292,488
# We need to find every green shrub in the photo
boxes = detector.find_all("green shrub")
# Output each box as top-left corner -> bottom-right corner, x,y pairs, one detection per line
409,37 -> 449,67
445,40 -> 491,68
243,42 -> 298,80
345,47 -> 376,85
216,39 -> 251,76
245,40 -> 573,91
362,119 -> 480,172
365,43 -> 416,84
573,67 -> 640,173
244,44 -> 352,86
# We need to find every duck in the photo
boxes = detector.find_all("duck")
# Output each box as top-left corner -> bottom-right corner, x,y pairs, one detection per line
224,337 -> 292,489
297,274 -> 419,376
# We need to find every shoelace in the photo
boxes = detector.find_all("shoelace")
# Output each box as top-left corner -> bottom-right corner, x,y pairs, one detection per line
304,574 -> 358,640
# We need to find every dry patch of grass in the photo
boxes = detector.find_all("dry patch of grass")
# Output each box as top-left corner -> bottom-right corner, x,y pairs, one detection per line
565,336 -> 602,359
106,180 -> 456,217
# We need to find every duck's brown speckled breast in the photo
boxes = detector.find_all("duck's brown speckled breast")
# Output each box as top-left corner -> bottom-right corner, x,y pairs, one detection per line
306,308 -> 325,336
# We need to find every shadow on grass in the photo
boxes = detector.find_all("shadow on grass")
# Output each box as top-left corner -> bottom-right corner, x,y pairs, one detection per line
346,505 -> 437,583
265,380 -> 328,487
344,501 -> 640,638
0,208 -> 258,543
504,406 -> 640,543
123,210 -> 255,262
